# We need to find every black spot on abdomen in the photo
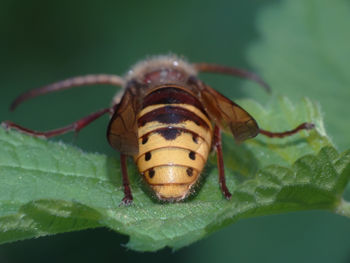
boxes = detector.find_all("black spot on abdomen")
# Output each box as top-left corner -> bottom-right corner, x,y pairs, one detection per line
149,168 -> 155,178
142,137 -> 148,144
186,168 -> 193,177
145,152 -> 152,161
189,151 -> 196,160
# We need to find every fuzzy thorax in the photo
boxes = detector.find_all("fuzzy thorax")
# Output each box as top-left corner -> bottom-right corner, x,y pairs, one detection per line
125,55 -> 197,83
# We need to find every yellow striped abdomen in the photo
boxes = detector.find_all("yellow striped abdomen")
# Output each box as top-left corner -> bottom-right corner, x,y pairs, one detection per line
135,102 -> 213,201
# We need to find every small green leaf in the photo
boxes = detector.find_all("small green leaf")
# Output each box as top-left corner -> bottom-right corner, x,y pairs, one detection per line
245,0 -> 350,151
1,97 -> 349,251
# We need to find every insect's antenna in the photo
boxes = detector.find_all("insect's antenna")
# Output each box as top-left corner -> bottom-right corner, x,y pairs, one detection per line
193,63 -> 271,93
10,74 -> 125,111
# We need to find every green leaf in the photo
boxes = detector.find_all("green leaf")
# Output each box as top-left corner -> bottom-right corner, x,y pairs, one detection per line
1,97 -> 350,251
244,0 -> 350,151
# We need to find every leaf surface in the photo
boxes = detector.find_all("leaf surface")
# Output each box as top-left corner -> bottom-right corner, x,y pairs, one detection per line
1,98 -> 349,251
245,0 -> 350,151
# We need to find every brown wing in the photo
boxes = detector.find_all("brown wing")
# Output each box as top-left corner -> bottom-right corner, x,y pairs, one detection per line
198,84 -> 259,142
107,86 -> 142,156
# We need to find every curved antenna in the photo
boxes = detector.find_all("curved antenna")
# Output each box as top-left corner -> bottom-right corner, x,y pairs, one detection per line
10,74 -> 125,111
193,63 -> 271,93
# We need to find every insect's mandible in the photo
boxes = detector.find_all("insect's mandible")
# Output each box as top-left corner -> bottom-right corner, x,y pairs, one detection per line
3,55 -> 314,205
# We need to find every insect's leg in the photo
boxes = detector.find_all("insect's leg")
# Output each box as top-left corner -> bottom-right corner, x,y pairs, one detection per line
193,63 -> 270,93
2,107 -> 112,138
259,122 -> 315,138
120,153 -> 133,206
11,74 -> 124,110
213,125 -> 232,200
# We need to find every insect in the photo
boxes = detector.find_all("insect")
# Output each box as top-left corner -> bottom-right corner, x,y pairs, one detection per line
3,55 -> 314,205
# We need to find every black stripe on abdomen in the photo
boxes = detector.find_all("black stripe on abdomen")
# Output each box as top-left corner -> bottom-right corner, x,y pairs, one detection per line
142,87 -> 207,116
137,105 -> 210,129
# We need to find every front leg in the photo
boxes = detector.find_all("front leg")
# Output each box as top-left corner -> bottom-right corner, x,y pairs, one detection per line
2,107 -> 112,138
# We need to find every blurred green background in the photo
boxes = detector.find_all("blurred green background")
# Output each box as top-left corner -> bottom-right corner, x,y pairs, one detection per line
1,0 -> 350,262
